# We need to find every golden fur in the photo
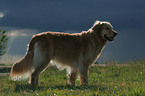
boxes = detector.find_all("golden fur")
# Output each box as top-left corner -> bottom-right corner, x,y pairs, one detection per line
10,21 -> 117,86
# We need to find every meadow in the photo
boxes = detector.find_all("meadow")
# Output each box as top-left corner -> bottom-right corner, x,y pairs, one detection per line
0,60 -> 145,96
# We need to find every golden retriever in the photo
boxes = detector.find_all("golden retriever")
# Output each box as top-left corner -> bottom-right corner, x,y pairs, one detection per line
10,20 -> 117,86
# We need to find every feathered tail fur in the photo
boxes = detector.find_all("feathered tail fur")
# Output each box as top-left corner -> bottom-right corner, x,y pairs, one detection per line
10,36 -> 37,81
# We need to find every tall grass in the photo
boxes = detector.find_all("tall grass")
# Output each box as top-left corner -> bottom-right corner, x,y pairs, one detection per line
0,60 -> 145,95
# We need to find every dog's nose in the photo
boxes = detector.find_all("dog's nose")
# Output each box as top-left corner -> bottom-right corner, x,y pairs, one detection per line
114,32 -> 117,36
113,31 -> 117,36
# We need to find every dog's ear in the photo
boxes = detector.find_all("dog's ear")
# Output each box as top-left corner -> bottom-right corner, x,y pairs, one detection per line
92,21 -> 101,31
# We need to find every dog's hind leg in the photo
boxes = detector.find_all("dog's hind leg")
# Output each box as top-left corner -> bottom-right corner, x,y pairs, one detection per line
68,68 -> 78,86
29,61 -> 49,86
29,42 -> 52,86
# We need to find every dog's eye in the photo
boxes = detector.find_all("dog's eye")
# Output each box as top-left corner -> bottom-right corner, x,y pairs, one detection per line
105,27 -> 109,30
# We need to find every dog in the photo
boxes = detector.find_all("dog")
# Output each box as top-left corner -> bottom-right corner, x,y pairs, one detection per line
10,21 -> 117,86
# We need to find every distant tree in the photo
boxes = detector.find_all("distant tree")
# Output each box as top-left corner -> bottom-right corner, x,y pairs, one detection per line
0,27 -> 8,56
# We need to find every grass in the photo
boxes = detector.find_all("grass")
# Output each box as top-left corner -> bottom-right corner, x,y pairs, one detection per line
0,60 -> 145,96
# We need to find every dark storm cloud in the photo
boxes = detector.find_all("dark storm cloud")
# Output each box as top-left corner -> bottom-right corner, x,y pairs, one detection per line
0,0 -> 145,31
0,0 -> 145,62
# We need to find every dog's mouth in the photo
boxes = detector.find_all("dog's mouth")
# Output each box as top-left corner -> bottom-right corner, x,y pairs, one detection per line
104,35 -> 115,41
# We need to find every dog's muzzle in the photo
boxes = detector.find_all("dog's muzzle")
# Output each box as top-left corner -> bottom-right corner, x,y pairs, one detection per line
105,31 -> 117,41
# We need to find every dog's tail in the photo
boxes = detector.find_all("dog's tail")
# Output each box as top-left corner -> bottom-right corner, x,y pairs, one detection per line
10,36 -> 38,81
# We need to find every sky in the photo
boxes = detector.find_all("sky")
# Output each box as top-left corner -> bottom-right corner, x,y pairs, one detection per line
0,0 -> 145,63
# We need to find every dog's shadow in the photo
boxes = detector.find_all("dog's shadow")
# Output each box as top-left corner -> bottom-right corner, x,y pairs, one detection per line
15,83 -> 107,92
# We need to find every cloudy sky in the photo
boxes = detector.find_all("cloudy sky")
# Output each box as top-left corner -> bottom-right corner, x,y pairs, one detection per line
0,0 -> 145,63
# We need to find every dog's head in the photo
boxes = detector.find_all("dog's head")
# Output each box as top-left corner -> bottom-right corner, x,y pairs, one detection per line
92,21 -> 117,41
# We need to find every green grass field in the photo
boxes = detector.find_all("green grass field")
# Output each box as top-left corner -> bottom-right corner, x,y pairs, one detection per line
0,60 -> 145,96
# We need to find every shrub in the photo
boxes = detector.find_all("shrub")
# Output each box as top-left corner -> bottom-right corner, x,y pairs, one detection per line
0,27 -> 8,56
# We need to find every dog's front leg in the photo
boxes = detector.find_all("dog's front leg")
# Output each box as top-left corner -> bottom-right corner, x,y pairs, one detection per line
79,66 -> 89,85
68,69 -> 78,86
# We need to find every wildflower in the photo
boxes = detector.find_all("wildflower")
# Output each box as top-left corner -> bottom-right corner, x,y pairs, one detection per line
121,84 -> 125,86
54,94 -> 57,96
